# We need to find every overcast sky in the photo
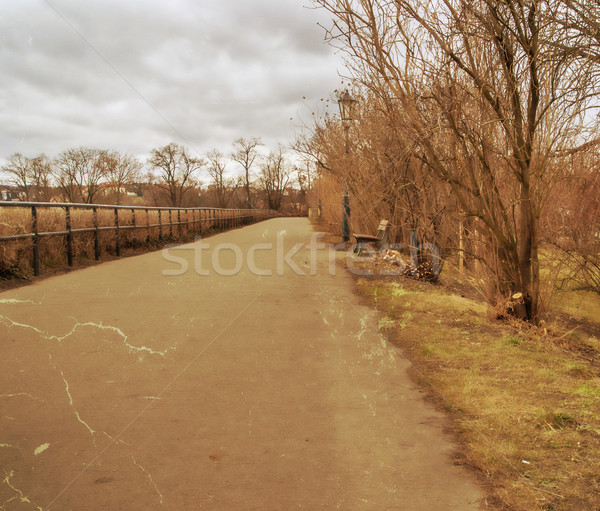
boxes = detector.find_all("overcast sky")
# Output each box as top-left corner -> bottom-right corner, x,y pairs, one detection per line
0,0 -> 346,169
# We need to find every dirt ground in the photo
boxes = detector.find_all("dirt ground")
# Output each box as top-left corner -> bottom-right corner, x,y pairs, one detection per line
1,218 -> 485,510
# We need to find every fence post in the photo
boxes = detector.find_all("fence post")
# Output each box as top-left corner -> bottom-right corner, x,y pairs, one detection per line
31,206 -> 40,276
146,209 -> 150,244
114,208 -> 120,257
177,209 -> 182,237
158,209 -> 163,241
131,208 -> 137,250
65,206 -> 73,267
192,209 -> 196,236
169,209 -> 173,237
409,229 -> 418,273
93,207 -> 100,261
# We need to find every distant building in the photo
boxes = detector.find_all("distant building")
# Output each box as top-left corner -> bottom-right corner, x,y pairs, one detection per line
0,185 -> 20,201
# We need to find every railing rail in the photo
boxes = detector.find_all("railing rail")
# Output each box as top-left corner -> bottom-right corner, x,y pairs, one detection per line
0,201 -> 272,276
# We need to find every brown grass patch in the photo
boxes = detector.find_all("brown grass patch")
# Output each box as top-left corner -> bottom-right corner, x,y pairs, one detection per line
347,256 -> 600,511
0,206 -> 255,288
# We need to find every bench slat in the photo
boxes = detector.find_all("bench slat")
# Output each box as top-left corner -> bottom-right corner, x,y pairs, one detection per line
354,234 -> 380,242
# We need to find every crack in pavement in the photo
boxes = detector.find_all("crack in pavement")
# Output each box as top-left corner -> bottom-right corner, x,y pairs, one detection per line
48,355 -> 97,442
131,456 -> 164,505
2,470 -> 43,511
42,298 -> 257,510
0,299 -> 38,305
0,316 -> 169,358
0,393 -> 43,402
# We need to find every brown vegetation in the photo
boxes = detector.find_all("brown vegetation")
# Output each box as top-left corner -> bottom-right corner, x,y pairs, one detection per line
0,205 -> 267,281
301,0 -> 600,321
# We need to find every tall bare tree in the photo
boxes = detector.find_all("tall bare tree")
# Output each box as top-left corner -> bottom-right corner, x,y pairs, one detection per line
297,88 -> 448,246
550,1 -> 600,69
313,0 -> 598,319
53,147 -> 106,203
2,154 -> 34,200
53,150 -> 79,202
231,137 -> 262,207
29,155 -> 53,201
1,153 -> 52,201
259,145 -> 291,211
100,150 -> 141,204
148,143 -> 204,207
206,149 -> 233,208
143,172 -> 165,207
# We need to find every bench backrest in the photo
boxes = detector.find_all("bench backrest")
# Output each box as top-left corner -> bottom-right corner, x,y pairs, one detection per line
376,220 -> 390,239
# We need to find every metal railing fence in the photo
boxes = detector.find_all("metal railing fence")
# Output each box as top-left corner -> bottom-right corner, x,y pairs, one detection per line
0,201 -> 272,276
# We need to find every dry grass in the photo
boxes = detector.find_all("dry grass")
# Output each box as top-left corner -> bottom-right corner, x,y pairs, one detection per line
349,257 -> 600,510
0,206 -> 240,281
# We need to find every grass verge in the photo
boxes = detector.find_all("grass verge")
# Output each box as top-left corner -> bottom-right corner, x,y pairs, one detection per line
348,257 -> 600,511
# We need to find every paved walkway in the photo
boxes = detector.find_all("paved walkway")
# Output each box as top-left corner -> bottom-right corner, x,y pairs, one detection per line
1,218 -> 484,510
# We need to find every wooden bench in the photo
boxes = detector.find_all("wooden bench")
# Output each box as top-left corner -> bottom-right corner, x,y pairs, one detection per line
353,219 -> 390,256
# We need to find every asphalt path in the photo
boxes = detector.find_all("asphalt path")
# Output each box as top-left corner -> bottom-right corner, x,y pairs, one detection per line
0,217 -> 484,510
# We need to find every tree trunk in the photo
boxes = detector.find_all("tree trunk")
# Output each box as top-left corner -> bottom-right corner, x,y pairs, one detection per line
518,182 -> 538,320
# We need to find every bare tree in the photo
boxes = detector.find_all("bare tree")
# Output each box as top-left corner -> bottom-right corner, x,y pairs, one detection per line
148,143 -> 204,207
297,88 -> 448,247
53,150 -> 79,202
1,153 -> 52,201
29,155 -> 53,202
53,147 -> 106,203
259,146 -> 291,211
313,0 -> 599,320
231,137 -> 262,207
2,153 -> 34,200
206,149 -> 233,208
542,144 -> 600,295
550,1 -> 600,69
100,151 -> 142,204
296,165 -> 309,209
143,172 -> 165,207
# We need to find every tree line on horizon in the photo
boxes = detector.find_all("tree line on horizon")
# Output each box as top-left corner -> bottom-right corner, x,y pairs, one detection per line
0,138 -> 311,212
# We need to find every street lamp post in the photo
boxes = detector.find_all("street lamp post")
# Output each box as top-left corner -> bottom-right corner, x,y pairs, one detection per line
338,90 -> 357,242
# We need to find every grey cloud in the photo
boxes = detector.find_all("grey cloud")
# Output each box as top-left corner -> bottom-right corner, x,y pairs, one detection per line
0,0 -> 343,165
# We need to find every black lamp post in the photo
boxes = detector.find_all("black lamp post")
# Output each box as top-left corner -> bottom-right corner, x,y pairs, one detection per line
338,90 -> 357,242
